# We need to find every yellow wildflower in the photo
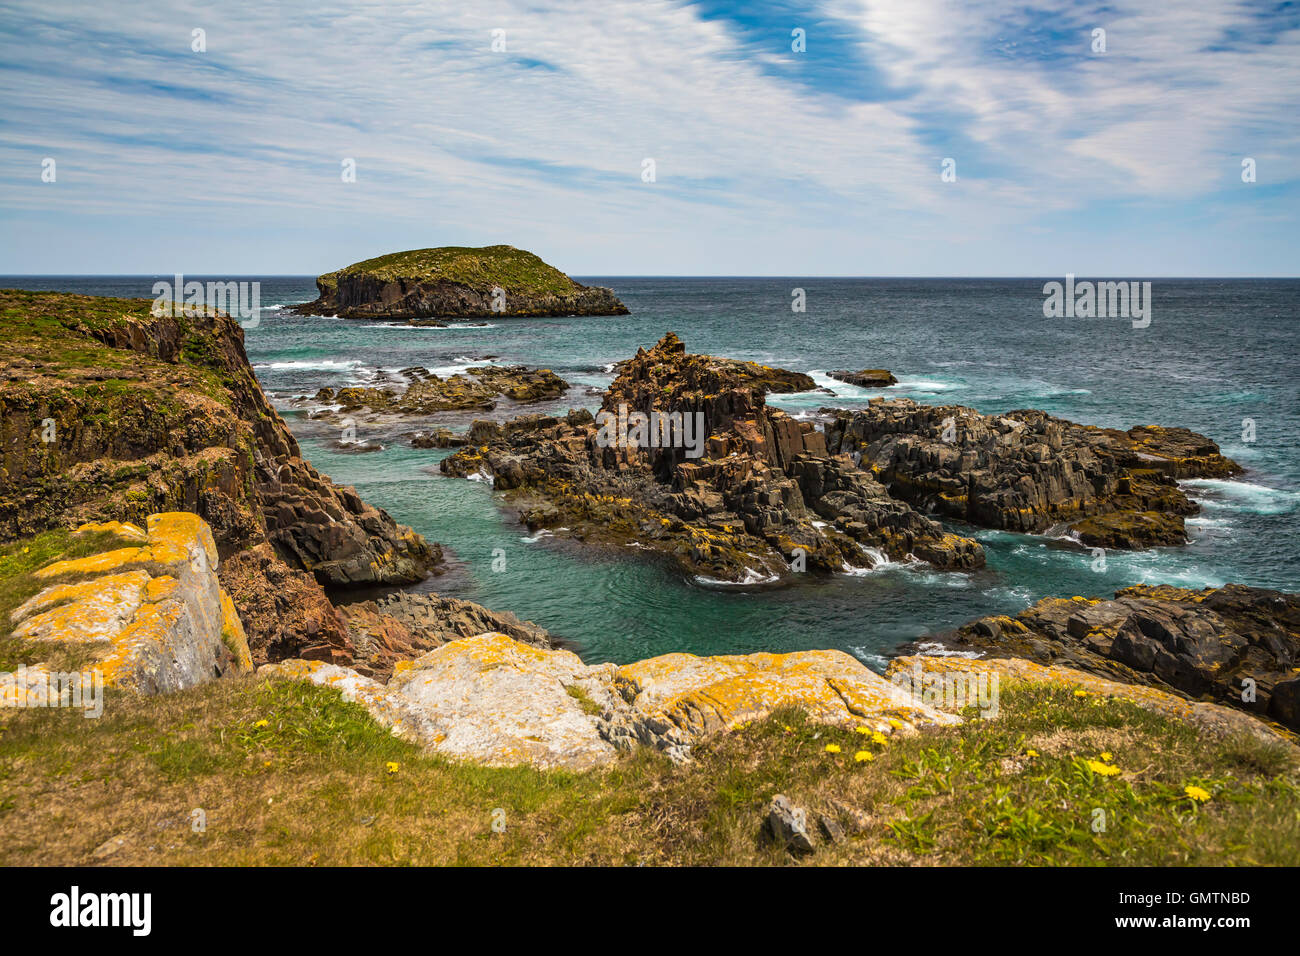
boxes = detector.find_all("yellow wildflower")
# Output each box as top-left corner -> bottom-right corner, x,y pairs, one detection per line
1026,749 -> 1039,758
385,761 -> 400,774
887,718 -> 904,730
855,725 -> 872,734
253,719 -> 269,728
1085,759 -> 1121,777
1185,785 -> 1211,803
1073,689 -> 1089,698
854,750 -> 874,763
871,731 -> 889,746
824,744 -> 841,754
1100,751 -> 1113,762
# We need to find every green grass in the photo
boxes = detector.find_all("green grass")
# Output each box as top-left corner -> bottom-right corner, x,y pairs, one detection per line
0,528 -> 129,673
1,675 -> 1295,866
326,245 -> 580,295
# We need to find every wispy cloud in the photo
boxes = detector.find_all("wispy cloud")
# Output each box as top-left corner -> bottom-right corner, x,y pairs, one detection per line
0,0 -> 1296,274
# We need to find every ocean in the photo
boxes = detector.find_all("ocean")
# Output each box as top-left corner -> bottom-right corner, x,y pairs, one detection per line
6,275 -> 1298,669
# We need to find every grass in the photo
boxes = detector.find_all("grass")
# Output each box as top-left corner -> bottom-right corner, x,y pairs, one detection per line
1,675 -> 1296,866
0,528 -> 127,673
327,245 -> 580,295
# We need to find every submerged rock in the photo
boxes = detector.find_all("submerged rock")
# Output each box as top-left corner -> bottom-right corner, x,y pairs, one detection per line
291,245 -> 629,320
261,632 -> 959,770
828,369 -> 897,388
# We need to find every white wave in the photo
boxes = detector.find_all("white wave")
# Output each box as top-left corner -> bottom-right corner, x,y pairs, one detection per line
446,322 -> 498,330
693,568 -> 781,587
254,359 -> 362,371
849,646 -> 890,669
520,530 -> 553,543
464,469 -> 495,486
1181,479 -> 1300,515
912,641 -> 983,659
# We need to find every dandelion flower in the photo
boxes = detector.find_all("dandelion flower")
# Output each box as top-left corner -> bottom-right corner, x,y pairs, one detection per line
1085,759 -> 1121,777
385,761 -> 400,774
854,750 -> 874,763
855,726 -> 872,735
1026,749 -> 1039,758
253,719 -> 269,728
1185,785 -> 1211,803
887,718 -> 904,730
825,743 -> 841,754
1073,689 -> 1089,698
871,731 -> 889,746
1100,751 -> 1113,762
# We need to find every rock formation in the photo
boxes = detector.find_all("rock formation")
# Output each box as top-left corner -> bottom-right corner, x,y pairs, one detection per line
291,245 -> 628,319
925,584 -> 1300,731
308,364 -> 569,419
441,333 -> 984,582
0,290 -> 444,664
828,369 -> 897,388
824,398 -> 1241,548
261,631 -> 960,770
3,514 -> 251,702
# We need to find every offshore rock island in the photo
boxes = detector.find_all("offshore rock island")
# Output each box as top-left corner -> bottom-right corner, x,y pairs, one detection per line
291,245 -> 629,320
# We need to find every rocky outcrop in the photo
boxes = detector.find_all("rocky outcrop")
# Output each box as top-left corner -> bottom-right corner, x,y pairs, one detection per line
3,514 -> 251,704
337,590 -> 553,678
309,365 -> 568,419
824,398 -> 1241,549
441,334 -> 983,582
889,654 -> 1295,745
0,290 -> 438,663
291,245 -> 628,319
927,584 -> 1300,732
261,631 -> 959,770
828,369 -> 897,388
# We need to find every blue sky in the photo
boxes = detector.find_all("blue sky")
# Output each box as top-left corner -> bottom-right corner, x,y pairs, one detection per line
1,0 -> 1297,275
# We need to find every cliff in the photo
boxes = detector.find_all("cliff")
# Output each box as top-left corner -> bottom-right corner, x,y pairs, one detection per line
291,245 -> 629,319
0,290 -> 442,665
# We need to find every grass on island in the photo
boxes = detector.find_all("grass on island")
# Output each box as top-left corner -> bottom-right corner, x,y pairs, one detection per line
324,245 -> 580,295
2,672 -> 1296,866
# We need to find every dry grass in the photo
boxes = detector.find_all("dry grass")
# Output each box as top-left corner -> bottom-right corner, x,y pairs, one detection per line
1,675 -> 1297,866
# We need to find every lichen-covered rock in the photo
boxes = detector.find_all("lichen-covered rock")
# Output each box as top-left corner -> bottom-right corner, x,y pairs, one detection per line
932,583 -> 1300,732
889,654 -> 1295,746
261,632 -> 959,769
6,513 -> 251,696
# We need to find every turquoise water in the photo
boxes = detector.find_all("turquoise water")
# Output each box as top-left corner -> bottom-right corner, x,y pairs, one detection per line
8,276 -> 1299,668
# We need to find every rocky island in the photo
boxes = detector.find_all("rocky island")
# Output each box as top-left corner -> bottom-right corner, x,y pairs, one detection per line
291,244 -> 629,319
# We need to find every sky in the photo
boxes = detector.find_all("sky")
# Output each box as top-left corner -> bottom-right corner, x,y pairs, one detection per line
1,0 -> 1298,276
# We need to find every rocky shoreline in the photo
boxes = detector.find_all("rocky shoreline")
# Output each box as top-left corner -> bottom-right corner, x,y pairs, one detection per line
2,290 -> 1296,781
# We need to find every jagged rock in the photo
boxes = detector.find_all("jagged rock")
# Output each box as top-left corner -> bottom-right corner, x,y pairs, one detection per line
3,514 -> 251,702
441,334 -> 983,582
824,398 -> 1240,548
311,366 -> 568,420
411,428 -> 466,449
828,369 -> 897,388
889,653 -> 1296,745
261,632 -> 960,769
766,795 -> 815,854
925,583 -> 1300,732
291,245 -> 628,319
337,590 -> 554,679
0,290 -> 439,663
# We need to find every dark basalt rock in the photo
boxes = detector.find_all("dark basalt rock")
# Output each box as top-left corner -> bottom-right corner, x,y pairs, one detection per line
441,333 -> 984,582
823,398 -> 1241,549
828,369 -> 897,388
933,583 -> 1300,732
